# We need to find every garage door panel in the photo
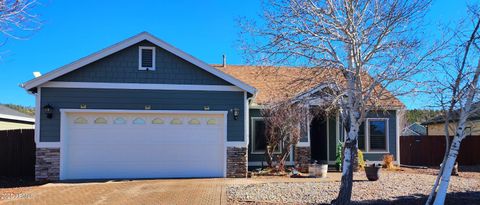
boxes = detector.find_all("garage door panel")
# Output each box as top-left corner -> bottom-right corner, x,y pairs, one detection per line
67,144 -> 222,162
63,112 -> 225,180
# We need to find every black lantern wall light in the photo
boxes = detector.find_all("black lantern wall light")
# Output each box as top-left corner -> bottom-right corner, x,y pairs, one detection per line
43,104 -> 54,119
232,107 -> 240,120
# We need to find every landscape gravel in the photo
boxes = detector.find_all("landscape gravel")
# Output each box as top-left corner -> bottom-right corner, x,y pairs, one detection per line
227,171 -> 480,204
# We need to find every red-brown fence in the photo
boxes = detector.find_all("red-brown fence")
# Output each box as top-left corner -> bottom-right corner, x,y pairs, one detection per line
0,129 -> 35,177
400,135 -> 480,166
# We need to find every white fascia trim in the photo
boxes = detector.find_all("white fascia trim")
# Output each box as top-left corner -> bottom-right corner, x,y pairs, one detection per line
0,114 -> 35,122
244,92 -> 249,144
396,109 -> 401,163
42,81 -> 243,92
22,32 -> 257,94
138,46 -> 156,71
34,87 -> 41,146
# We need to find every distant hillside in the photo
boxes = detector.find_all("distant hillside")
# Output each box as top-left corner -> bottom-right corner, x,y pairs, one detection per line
2,104 -> 35,116
406,109 -> 441,124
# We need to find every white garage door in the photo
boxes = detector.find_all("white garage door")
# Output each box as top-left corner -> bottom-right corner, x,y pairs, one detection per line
61,111 -> 226,180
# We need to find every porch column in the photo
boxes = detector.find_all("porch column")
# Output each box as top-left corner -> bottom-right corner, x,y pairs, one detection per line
295,118 -> 311,172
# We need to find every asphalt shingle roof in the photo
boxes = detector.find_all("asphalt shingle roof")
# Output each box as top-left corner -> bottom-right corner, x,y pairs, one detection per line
0,105 -> 34,119
213,64 -> 404,108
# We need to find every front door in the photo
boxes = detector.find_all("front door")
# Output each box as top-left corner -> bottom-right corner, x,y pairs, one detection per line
310,116 -> 328,163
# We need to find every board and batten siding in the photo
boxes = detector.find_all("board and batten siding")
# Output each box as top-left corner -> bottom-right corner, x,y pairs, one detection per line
39,88 -> 244,142
53,40 -> 231,85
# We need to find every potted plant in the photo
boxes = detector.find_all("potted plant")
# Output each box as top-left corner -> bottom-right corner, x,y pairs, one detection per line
365,163 -> 381,181
309,160 -> 329,178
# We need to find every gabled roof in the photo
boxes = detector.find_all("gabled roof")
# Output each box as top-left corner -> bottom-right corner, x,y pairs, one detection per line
214,64 -> 405,108
21,32 -> 256,94
0,105 -> 35,122
422,102 -> 480,125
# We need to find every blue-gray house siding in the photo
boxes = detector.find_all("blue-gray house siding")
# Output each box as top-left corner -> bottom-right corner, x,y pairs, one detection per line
338,110 -> 398,161
53,41 -> 231,85
361,110 -> 398,161
247,108 -> 398,165
40,88 -> 244,142
38,39 -> 246,143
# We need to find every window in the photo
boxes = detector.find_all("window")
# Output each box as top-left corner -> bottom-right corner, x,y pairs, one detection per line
357,119 -> 388,152
138,46 -> 156,70
251,118 -> 281,154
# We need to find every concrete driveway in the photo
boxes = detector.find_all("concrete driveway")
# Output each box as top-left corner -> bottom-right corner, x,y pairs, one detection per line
0,178 -> 230,205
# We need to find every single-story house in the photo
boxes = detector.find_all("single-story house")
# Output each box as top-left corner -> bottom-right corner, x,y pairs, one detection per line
0,105 -> 35,130
402,122 -> 426,136
22,32 -> 404,181
422,103 -> 480,136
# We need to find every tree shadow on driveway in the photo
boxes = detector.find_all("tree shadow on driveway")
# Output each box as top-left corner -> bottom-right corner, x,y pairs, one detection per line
351,191 -> 480,205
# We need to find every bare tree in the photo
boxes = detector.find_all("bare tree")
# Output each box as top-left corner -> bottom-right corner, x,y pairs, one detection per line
425,7 -> 480,205
239,0 -> 442,204
0,0 -> 41,43
261,100 -> 310,171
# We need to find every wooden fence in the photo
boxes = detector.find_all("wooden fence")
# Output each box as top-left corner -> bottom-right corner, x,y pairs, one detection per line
0,129 -> 35,177
400,135 -> 480,166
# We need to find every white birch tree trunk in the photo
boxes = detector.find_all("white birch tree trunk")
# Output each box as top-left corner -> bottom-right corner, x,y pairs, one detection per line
433,59 -> 480,204
335,114 -> 359,205
432,133 -> 464,205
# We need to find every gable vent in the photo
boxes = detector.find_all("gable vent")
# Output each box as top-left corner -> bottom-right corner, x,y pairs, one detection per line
139,46 -> 156,70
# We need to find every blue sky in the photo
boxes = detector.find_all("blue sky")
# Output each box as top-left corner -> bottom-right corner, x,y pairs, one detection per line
0,0 -> 469,108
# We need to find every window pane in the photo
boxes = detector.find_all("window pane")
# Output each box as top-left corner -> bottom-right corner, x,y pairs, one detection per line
358,123 -> 365,150
369,120 -> 387,150
300,119 -> 308,141
254,120 -> 267,152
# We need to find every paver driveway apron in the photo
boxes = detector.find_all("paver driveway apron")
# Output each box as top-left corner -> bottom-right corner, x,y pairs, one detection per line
0,178 -> 229,205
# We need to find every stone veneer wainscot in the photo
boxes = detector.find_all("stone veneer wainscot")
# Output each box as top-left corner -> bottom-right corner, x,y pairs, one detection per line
226,147 -> 248,178
294,146 -> 311,173
35,148 -> 60,181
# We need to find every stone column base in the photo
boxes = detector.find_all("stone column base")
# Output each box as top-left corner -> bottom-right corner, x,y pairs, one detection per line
35,148 -> 60,181
226,147 -> 248,178
294,146 -> 311,173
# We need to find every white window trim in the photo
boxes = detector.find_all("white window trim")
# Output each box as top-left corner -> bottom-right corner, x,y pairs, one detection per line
297,105 -> 311,147
251,117 -> 282,154
361,118 -> 390,153
138,46 -> 156,71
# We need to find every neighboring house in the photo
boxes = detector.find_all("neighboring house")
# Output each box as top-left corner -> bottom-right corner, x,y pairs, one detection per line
0,105 -> 34,130
422,103 -> 480,136
402,122 -> 426,136
22,32 -> 404,181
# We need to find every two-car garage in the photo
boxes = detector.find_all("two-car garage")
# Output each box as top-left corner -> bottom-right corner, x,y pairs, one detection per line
60,110 -> 226,180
